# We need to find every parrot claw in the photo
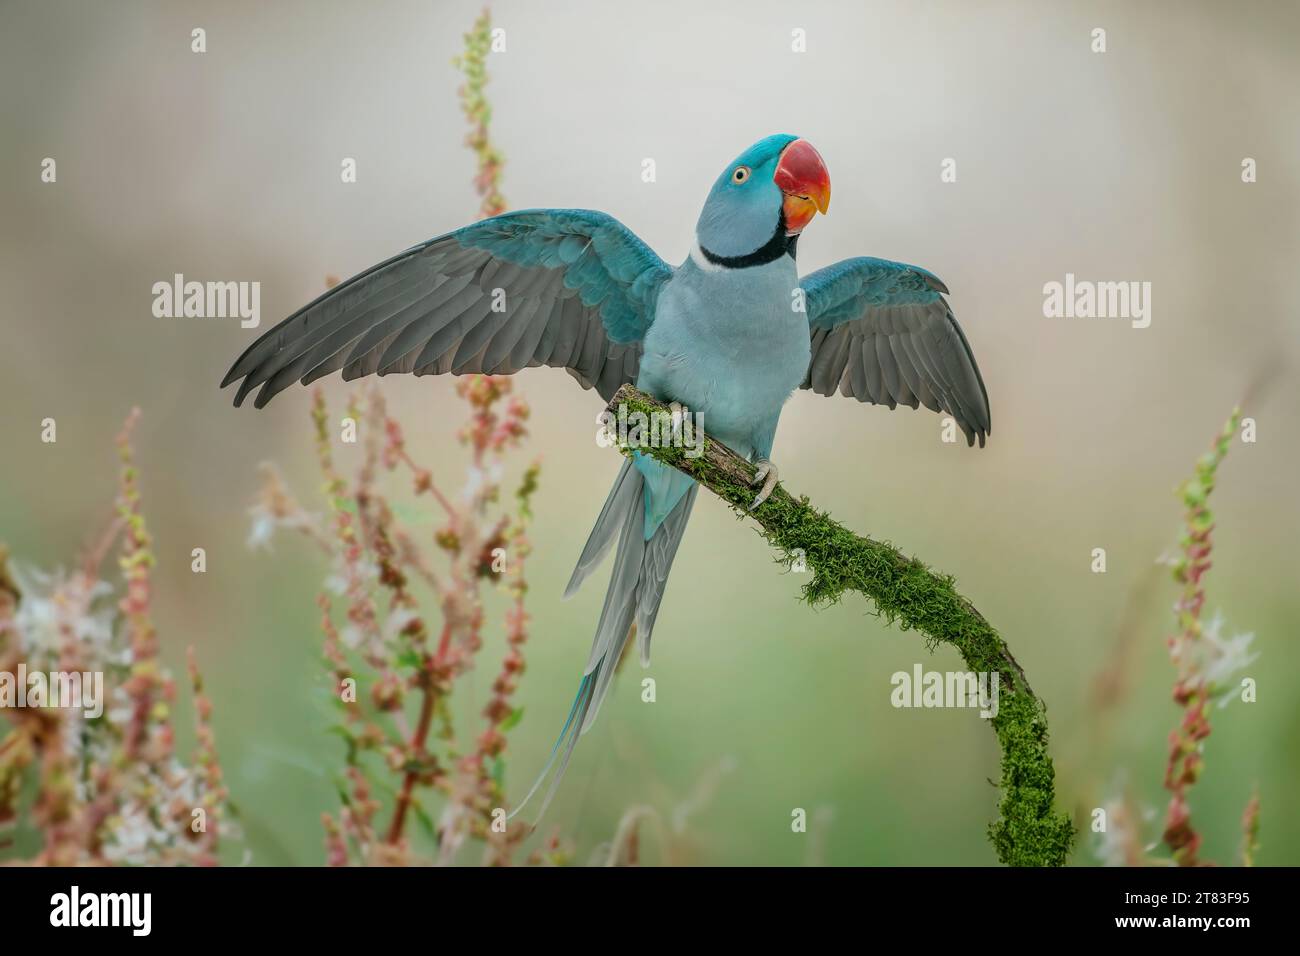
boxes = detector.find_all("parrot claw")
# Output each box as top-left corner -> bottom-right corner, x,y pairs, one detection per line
749,458 -> 779,510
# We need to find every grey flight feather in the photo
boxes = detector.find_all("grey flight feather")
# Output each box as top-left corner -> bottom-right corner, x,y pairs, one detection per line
800,257 -> 991,447
220,210 -> 672,408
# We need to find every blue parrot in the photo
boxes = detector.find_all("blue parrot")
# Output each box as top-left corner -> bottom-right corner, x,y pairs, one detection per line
222,134 -> 990,817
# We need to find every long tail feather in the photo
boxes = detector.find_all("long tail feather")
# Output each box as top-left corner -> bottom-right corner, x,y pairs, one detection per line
507,672 -> 593,820
514,458 -> 695,821
563,458 -> 638,599
634,484 -> 698,666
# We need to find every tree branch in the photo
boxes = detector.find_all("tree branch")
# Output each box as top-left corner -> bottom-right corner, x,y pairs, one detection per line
602,384 -> 1074,867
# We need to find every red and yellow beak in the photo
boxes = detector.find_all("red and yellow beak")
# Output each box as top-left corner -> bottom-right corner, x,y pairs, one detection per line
774,138 -> 831,235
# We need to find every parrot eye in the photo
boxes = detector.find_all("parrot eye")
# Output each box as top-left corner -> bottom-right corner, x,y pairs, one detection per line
731,166 -> 750,184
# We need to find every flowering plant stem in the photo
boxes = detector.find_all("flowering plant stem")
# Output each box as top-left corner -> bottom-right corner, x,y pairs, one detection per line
453,8 -> 506,219
1161,407 -> 1246,865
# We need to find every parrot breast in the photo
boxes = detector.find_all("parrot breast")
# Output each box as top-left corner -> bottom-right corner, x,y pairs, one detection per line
636,254 -> 810,460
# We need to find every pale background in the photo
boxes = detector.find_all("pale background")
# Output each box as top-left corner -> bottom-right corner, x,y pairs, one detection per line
2,0 -> 1297,864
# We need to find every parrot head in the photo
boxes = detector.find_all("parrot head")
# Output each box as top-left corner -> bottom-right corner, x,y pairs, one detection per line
694,133 -> 831,265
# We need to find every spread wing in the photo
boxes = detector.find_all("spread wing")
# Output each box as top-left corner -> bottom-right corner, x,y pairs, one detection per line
221,209 -> 672,407
800,257 -> 991,446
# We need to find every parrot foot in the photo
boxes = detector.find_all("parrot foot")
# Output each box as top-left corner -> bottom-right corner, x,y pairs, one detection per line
749,459 -> 779,511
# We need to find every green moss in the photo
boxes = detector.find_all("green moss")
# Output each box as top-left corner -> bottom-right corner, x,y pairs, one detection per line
611,390 -> 1075,866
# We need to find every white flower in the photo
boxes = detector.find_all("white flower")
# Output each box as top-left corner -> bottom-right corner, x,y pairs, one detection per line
384,608 -> 418,641
462,466 -> 485,500
10,564 -> 115,664
1200,610 -> 1257,704
246,508 -> 277,550
246,502 -> 322,551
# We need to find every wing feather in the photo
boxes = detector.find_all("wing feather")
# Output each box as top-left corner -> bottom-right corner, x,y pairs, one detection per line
222,209 -> 672,407
801,257 -> 990,446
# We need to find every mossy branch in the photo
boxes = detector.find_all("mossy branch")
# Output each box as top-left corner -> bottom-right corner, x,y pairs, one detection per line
603,384 -> 1074,866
